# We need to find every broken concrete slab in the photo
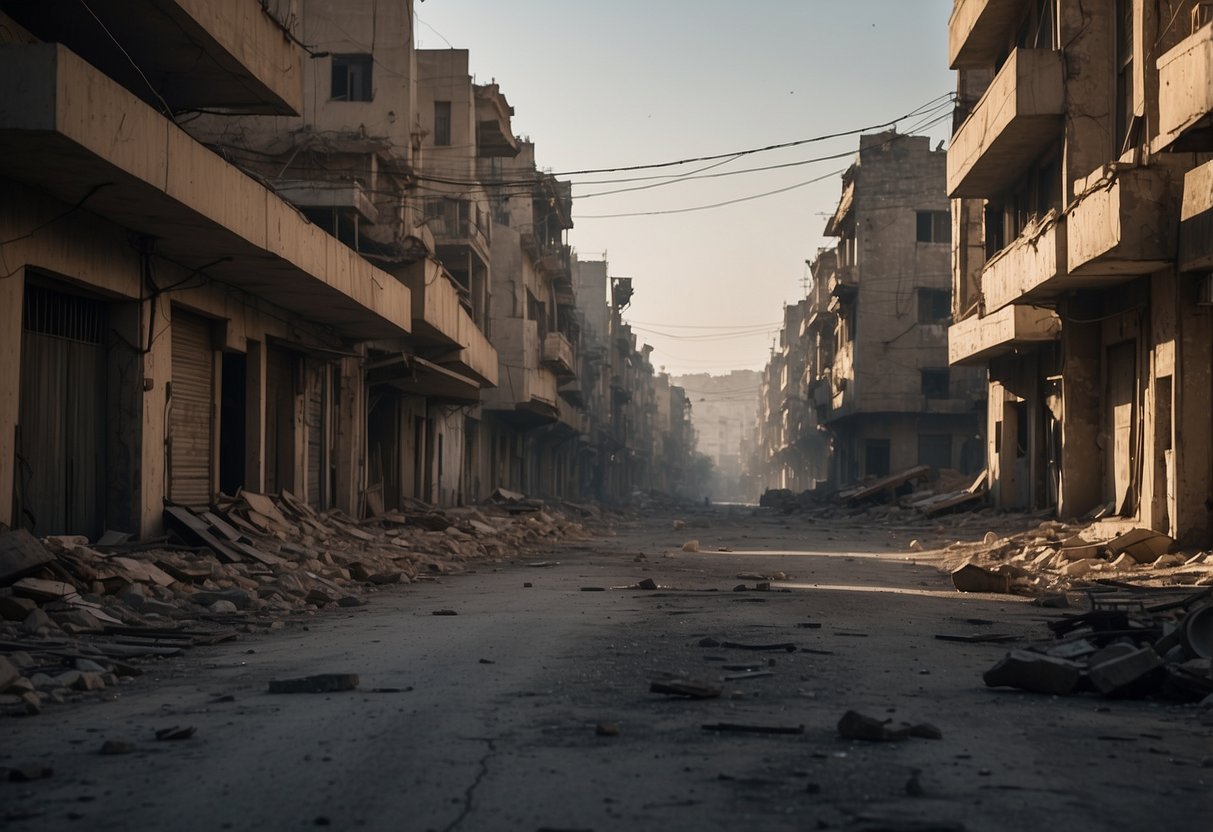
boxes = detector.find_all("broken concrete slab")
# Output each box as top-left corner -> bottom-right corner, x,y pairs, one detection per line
1107,528 -> 1175,564
1089,646 -> 1166,697
650,678 -> 722,699
951,563 -> 1011,594
983,650 -> 1082,695
0,529 -> 54,586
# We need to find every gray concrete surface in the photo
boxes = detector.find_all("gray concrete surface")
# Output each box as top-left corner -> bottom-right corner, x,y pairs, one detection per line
2,507 -> 1210,831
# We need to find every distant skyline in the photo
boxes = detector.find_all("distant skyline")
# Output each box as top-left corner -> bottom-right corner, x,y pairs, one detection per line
417,1 -> 955,375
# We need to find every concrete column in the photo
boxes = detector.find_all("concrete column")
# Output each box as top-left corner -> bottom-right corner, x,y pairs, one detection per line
1175,279 -> 1213,544
1058,316 -> 1103,520
107,303 -> 144,534
334,354 -> 363,516
139,296 -> 172,538
244,340 -> 266,493
0,271 -> 23,529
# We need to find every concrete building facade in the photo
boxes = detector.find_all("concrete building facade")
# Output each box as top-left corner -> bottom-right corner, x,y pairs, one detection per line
947,0 -> 1213,543
784,133 -> 988,488
0,0 -> 700,545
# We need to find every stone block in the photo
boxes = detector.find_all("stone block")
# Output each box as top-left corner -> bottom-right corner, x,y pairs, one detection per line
983,649 -> 1081,695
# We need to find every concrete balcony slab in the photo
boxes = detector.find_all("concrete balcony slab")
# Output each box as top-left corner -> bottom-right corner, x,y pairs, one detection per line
541,332 -> 576,379
1156,22 -> 1213,153
1180,158 -> 1213,272
948,49 -> 1064,199
0,44 -> 409,339
949,0 -> 1025,69
1068,166 -> 1179,277
981,212 -> 1067,313
949,304 -> 1061,366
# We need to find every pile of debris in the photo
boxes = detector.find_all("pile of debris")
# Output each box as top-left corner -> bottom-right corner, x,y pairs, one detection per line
760,465 -> 988,519
945,522 -> 1213,596
0,490 -> 591,716
982,587 -> 1213,702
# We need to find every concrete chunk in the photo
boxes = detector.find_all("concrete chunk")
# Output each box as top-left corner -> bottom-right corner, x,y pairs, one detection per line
983,649 -> 1081,695
1089,646 -> 1166,697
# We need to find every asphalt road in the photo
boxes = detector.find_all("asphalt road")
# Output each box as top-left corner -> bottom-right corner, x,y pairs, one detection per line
3,507 -> 1211,831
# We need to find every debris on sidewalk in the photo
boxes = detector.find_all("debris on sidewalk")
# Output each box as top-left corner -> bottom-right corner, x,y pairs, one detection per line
837,710 -> 943,742
702,722 -> 805,735
0,488 -> 594,717
650,676 -> 722,699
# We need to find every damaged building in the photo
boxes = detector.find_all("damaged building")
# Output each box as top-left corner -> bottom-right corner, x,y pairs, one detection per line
0,0 -> 699,543
754,133 -> 986,492
946,0 -> 1213,544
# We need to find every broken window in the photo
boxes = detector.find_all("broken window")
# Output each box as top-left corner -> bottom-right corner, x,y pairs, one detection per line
915,211 -> 950,244
434,101 -> 452,146
917,289 -> 951,324
921,369 -> 950,400
864,439 -> 891,478
331,55 -> 372,101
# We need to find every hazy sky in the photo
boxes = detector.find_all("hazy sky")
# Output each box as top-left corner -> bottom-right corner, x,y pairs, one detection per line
416,1 -> 955,376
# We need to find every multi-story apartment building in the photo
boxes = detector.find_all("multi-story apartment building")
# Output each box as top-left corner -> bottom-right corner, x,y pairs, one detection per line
185,3 -> 503,509
946,0 -> 1213,543
0,1 -> 408,536
814,132 -> 986,484
674,370 -> 761,500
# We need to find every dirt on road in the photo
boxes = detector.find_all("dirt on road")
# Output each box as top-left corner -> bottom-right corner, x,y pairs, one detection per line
2,506 -> 1211,831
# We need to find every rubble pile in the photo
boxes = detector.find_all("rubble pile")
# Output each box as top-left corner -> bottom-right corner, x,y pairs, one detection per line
983,587 -> 1213,703
944,522 -> 1213,595
0,490 -> 592,716
760,466 -> 988,519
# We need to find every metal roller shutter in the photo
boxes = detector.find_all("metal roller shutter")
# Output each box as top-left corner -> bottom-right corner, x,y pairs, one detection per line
306,362 -> 323,508
170,312 -> 215,509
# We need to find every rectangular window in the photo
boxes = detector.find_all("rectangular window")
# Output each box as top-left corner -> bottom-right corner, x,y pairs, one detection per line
434,101 -> 452,146
917,289 -> 951,324
921,369 -> 950,400
918,434 -> 952,471
1115,0 -> 1136,153
915,210 -> 951,244
331,55 -> 372,101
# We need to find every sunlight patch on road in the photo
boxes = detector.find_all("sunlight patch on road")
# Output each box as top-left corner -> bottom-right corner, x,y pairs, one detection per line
775,581 -> 1031,601
695,548 -> 937,561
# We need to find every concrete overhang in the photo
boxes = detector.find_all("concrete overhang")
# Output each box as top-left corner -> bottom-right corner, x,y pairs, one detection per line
473,83 -> 520,158
980,212 -> 1067,313
948,304 -> 1060,366
1,0 -> 303,115
1179,158 -> 1213,272
367,354 -> 481,405
1155,22 -> 1213,153
1067,165 -> 1179,277
274,180 -> 379,224
947,49 -> 1064,199
948,0 -> 1023,69
401,259 -> 464,349
452,308 -> 498,387
0,44 -> 410,339
824,179 -> 854,237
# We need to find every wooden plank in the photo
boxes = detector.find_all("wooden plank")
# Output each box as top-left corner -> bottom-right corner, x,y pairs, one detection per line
0,529 -> 54,586
164,506 -> 245,564
845,465 -> 932,503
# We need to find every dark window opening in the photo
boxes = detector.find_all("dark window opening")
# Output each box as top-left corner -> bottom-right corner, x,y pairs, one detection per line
922,368 -> 950,400
916,210 -> 951,244
864,439 -> 891,478
918,289 -> 951,324
331,55 -> 372,101
434,101 -> 452,146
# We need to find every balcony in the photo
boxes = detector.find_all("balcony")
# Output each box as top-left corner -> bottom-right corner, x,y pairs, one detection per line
948,49 -> 1065,199
426,198 -> 491,271
980,212 -> 1067,313
1156,22 -> 1213,152
1067,166 -> 1179,278
1180,158 -> 1213,272
949,0 -> 1025,69
949,304 -> 1061,366
0,44 -> 409,339
276,180 -> 379,225
541,332 -> 576,379
1,0 -> 303,115
826,265 -> 858,301
473,83 -> 520,158
401,259 -> 463,348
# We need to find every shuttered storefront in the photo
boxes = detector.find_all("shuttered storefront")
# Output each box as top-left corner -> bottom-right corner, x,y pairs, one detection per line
170,312 -> 215,509
305,362 -> 324,508
17,284 -> 108,537
264,344 -> 295,495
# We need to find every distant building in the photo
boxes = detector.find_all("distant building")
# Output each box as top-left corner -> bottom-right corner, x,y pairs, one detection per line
676,371 -> 760,500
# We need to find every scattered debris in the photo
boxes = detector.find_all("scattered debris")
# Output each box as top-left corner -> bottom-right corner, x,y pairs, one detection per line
155,726 -> 196,741
432,609 -> 458,616
650,677 -> 722,699
681,540 -> 701,553
595,723 -> 620,737
99,740 -> 134,755
719,640 -> 797,652
4,765 -> 53,782
837,710 -> 942,742
951,563 -> 1011,594
701,722 -> 805,735
267,673 -> 359,694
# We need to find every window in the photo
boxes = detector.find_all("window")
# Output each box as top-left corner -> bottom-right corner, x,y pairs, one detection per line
1115,0 -> 1137,153
921,369 -> 950,400
434,101 -> 452,146
918,434 -> 952,471
917,289 -> 951,324
916,210 -> 951,244
331,55 -> 372,101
